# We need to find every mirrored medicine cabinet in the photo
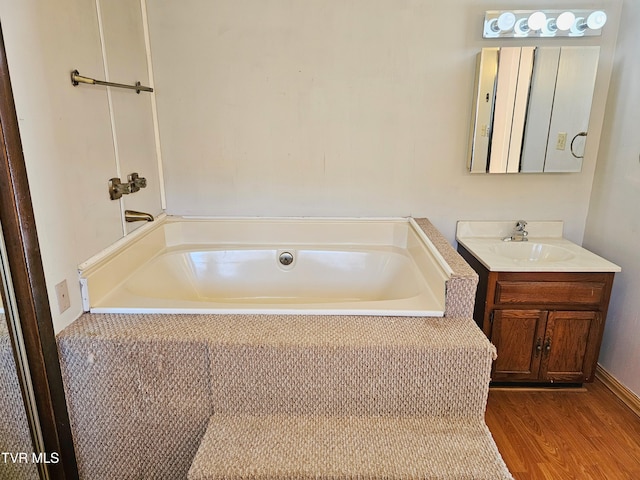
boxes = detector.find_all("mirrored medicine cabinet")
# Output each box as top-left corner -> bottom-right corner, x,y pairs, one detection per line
468,46 -> 599,174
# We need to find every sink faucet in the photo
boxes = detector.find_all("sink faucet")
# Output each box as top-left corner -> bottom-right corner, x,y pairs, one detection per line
503,220 -> 528,242
124,210 -> 154,222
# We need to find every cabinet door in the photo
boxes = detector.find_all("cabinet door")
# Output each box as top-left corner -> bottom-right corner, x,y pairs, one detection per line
491,310 -> 547,381
543,47 -> 599,173
541,311 -> 601,383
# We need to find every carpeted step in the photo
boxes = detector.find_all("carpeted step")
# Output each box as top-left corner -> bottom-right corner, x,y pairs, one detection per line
188,413 -> 513,480
58,314 -> 499,478
208,315 -> 497,417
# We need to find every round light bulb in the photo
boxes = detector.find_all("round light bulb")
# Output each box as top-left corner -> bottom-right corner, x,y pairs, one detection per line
570,17 -> 587,36
556,12 -> 576,31
527,11 -> 547,31
542,18 -> 558,36
514,18 -> 530,36
497,12 -> 516,31
485,18 -> 500,35
587,10 -> 607,30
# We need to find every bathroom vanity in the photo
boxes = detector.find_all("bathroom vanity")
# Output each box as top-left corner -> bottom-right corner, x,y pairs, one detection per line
456,221 -> 620,385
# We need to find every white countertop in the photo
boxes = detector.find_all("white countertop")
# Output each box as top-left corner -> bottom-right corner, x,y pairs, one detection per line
456,221 -> 621,273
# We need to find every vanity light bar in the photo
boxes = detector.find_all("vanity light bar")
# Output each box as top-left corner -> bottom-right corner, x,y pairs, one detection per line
484,10 -> 607,38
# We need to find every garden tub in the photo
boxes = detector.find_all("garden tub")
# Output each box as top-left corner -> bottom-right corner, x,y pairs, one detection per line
79,217 -> 452,316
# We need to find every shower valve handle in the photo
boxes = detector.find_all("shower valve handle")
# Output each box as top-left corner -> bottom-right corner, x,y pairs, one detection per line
128,173 -> 147,193
109,173 -> 147,200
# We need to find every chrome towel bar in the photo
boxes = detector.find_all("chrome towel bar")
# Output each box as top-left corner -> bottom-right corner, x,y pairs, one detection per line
70,69 -> 153,94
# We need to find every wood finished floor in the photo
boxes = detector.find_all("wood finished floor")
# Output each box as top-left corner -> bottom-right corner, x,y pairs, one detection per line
485,379 -> 640,479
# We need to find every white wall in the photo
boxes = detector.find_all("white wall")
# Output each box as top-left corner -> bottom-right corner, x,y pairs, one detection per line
0,0 -> 630,356
584,0 -> 640,397
147,0 -> 622,243
0,0 -> 162,332
98,0 -> 164,235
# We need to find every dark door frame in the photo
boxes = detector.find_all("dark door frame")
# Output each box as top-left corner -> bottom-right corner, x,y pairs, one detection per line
0,23 -> 78,480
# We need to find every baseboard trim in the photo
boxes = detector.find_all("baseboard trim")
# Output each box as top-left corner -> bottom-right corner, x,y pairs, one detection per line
596,365 -> 640,418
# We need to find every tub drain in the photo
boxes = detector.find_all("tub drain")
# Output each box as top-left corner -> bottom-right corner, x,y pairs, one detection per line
279,251 -> 294,266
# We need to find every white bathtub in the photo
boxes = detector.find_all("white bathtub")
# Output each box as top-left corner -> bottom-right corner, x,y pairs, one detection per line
79,217 -> 452,317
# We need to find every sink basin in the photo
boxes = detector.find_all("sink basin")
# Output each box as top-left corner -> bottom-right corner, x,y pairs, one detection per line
456,221 -> 621,272
490,243 -> 575,263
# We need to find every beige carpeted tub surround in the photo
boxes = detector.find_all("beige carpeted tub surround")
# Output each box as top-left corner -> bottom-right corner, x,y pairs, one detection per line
55,218 -> 513,479
1,317 -> 40,480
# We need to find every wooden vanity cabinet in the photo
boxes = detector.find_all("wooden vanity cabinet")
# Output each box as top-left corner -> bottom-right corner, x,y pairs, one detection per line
458,245 -> 615,384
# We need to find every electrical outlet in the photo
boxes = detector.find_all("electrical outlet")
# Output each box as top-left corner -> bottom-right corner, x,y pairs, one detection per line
556,132 -> 567,150
55,280 -> 71,314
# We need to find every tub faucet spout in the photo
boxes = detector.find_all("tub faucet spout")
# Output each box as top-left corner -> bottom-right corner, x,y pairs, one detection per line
125,210 -> 154,222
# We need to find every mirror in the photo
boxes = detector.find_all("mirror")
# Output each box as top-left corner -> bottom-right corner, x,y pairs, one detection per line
468,46 -> 599,174
0,223 -> 40,479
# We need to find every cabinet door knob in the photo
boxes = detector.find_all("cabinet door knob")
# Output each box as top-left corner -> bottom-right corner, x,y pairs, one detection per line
535,338 -> 543,357
544,338 -> 552,355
